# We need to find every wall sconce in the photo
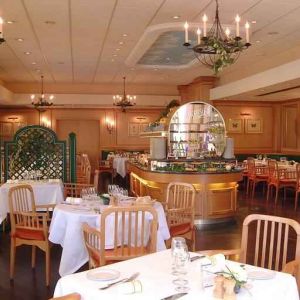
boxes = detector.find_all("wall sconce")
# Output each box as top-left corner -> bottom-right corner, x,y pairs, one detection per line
240,112 -> 251,116
41,116 -> 51,128
105,118 -> 115,134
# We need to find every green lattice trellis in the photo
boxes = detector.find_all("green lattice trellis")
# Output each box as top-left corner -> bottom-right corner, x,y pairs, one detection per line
4,125 -> 67,181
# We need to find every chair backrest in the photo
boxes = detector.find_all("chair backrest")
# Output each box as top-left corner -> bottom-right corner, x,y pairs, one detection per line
63,183 -> 95,198
241,214 -> 300,271
83,206 -> 158,267
296,164 -> 300,189
8,184 -> 47,236
268,159 -> 280,182
166,182 -> 195,228
8,184 -> 36,214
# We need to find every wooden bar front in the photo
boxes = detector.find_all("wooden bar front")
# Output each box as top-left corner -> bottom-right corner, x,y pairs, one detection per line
127,162 -> 243,224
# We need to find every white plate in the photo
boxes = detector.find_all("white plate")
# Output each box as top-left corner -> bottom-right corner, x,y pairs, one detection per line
247,270 -> 276,280
86,269 -> 120,281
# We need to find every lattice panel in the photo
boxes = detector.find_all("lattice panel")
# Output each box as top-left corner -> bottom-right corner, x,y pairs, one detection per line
4,125 -> 67,181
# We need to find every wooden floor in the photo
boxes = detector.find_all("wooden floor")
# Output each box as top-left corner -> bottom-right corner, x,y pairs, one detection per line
1,186 -> 300,300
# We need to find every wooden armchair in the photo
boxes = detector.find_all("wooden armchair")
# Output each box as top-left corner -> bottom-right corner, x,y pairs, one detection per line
165,182 -> 196,251
8,184 -> 50,286
82,205 -> 158,268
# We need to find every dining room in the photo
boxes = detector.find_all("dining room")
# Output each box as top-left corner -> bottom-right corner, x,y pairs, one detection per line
1,0 -> 300,300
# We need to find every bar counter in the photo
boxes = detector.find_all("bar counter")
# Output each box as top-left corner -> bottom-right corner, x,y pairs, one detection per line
127,162 -> 243,225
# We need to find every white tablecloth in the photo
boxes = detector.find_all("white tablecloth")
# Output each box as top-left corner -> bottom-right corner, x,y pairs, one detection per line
0,180 -> 64,224
113,157 -> 129,178
54,250 -> 299,300
49,201 -> 170,276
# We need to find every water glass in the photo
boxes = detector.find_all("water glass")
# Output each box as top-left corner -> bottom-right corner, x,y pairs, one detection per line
172,244 -> 190,292
171,237 -> 187,275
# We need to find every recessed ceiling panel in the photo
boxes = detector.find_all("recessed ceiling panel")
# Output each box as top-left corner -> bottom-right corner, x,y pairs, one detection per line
138,31 -> 195,66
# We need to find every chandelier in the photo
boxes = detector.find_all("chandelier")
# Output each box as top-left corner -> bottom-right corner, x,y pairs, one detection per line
31,75 -> 54,112
113,76 -> 136,112
183,0 -> 251,74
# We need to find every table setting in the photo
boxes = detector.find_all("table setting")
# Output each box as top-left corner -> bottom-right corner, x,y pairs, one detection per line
49,186 -> 170,276
53,239 -> 299,300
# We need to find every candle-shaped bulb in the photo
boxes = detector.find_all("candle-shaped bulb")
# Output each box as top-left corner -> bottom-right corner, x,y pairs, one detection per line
225,28 -> 230,38
245,21 -> 250,43
235,14 -> 241,37
196,28 -> 201,44
184,21 -> 189,43
0,17 -> 3,38
202,14 -> 208,37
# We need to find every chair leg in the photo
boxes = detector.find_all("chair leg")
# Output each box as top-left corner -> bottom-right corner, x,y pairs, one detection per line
295,191 -> 299,211
246,179 -> 250,196
10,239 -> 16,279
45,246 -> 50,286
275,187 -> 279,205
31,245 -> 36,269
252,181 -> 256,199
267,184 -> 270,202
284,188 -> 287,202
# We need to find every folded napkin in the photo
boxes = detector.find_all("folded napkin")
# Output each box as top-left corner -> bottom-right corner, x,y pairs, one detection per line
117,280 -> 142,295
49,179 -> 61,183
65,197 -> 82,204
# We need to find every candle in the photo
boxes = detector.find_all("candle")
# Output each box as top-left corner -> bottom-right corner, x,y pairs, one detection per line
235,14 -> 240,37
225,27 -> 230,39
202,14 -> 208,37
196,28 -> 201,44
184,21 -> 189,43
245,22 -> 250,43
0,17 -> 3,38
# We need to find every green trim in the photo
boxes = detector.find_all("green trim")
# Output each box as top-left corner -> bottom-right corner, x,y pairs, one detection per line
69,132 -> 77,183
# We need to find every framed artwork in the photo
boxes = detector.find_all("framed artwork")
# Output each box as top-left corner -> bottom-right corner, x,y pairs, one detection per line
227,118 -> 243,133
0,122 -> 13,137
246,119 -> 263,133
128,122 -> 140,136
139,123 -> 149,133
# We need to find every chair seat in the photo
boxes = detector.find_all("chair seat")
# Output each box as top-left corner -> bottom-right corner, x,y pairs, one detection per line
11,228 -> 45,241
170,222 -> 191,236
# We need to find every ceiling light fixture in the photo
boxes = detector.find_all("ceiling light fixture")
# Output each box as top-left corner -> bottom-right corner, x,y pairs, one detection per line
0,17 -> 5,44
16,38 -> 24,42
113,76 -> 136,112
24,51 -> 31,55
173,15 -> 180,19
31,75 -> 54,112
6,20 -> 15,24
183,0 -> 251,74
31,62 -> 37,65
122,33 -> 128,37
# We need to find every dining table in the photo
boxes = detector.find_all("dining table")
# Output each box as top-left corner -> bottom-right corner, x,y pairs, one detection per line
53,249 -> 299,300
0,179 -> 64,224
49,200 -> 170,277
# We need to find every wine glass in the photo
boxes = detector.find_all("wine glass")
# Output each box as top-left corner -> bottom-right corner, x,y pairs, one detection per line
172,244 -> 190,292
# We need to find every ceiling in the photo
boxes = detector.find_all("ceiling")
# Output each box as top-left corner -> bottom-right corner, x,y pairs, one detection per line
0,0 -> 300,98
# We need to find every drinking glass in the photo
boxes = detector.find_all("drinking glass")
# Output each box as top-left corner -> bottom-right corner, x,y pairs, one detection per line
171,237 -> 187,275
172,244 -> 190,292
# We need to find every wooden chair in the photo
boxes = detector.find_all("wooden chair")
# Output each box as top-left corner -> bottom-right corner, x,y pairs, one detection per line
82,205 -> 158,268
294,164 -> 300,211
8,184 -> 50,286
96,160 -> 115,193
49,293 -> 81,300
63,183 -> 95,198
267,160 -> 296,205
283,260 -> 300,291
165,182 -> 196,251
197,249 -> 241,262
247,158 -> 269,199
240,214 -> 300,271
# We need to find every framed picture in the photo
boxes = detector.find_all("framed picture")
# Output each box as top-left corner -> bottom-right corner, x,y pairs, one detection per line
246,119 -> 263,133
227,119 -> 243,133
128,122 -> 140,136
139,123 -> 149,133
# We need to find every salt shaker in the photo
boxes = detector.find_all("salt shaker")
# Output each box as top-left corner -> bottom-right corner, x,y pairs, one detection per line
223,278 -> 236,300
213,275 -> 224,299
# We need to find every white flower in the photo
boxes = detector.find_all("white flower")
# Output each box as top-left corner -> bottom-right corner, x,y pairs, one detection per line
209,254 -> 226,268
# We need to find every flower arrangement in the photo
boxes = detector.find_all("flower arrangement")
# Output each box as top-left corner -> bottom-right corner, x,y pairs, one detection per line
209,254 -> 247,293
